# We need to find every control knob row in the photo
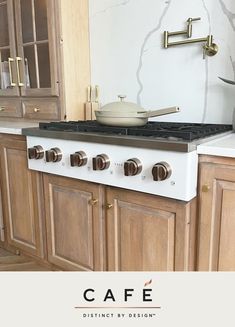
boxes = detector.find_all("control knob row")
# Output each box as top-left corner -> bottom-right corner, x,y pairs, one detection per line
28,147 -> 172,181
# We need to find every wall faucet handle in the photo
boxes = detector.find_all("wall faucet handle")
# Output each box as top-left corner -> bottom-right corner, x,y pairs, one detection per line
187,17 -> 201,22
187,17 -> 201,37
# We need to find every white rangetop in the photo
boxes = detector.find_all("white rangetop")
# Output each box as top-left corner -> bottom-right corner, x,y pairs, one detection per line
0,121 -> 38,135
197,132 -> 235,157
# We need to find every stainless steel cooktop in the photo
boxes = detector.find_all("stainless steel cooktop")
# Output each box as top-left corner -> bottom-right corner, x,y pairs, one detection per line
22,121 -> 233,153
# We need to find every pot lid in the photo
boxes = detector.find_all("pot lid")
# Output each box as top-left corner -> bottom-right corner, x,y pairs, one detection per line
100,95 -> 144,112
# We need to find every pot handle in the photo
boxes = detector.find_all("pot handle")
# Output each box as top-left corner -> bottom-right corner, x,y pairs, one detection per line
145,106 -> 180,118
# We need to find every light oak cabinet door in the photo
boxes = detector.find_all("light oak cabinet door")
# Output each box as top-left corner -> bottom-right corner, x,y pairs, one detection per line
106,187 -> 196,271
198,158 -> 235,271
43,174 -> 105,271
0,134 -> 45,258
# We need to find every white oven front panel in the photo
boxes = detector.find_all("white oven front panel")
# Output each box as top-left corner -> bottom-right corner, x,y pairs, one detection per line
26,136 -> 198,201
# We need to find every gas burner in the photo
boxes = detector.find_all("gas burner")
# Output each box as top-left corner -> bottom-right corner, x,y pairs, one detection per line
39,121 -> 232,142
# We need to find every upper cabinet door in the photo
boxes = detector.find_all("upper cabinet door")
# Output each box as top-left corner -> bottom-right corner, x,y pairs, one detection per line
0,0 -> 19,96
14,0 -> 59,96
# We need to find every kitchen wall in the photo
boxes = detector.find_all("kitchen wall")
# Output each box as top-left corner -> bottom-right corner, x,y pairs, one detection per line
89,0 -> 235,123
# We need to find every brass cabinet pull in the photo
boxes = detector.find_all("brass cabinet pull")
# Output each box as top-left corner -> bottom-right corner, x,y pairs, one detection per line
106,203 -> 113,209
8,58 -> 16,87
89,199 -> 98,206
34,108 -> 40,113
0,106 -> 5,112
16,57 -> 24,87
202,184 -> 210,192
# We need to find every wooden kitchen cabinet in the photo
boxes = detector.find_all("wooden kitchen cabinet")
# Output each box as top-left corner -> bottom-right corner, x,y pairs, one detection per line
0,0 -> 90,121
0,134 -> 45,258
43,174 -> 105,271
105,187 -> 197,271
197,155 -> 235,271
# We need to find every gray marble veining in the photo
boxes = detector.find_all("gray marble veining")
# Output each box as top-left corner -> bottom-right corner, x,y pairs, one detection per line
89,0 -> 235,124
201,0 -> 211,122
219,0 -> 235,30
91,0 -> 131,17
229,56 -> 235,80
136,1 -> 172,106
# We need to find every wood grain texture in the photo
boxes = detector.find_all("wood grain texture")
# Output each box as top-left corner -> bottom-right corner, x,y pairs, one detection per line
43,174 -> 105,271
0,185 -> 4,243
57,0 -> 90,120
0,134 -> 45,258
0,0 -> 90,121
0,98 -> 22,117
106,187 -> 197,271
0,247 -> 51,271
197,160 -> 235,271
22,98 -> 59,120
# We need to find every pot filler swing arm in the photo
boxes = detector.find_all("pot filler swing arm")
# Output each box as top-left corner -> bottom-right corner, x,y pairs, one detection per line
163,17 -> 218,59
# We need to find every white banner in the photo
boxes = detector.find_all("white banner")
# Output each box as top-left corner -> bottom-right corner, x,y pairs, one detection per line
0,272 -> 234,326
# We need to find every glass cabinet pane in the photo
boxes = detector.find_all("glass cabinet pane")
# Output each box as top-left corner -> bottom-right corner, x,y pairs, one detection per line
20,0 -> 34,43
0,3 -> 9,47
23,45 -> 37,88
37,43 -> 51,88
16,0 -> 55,95
0,48 -> 11,90
35,0 -> 48,41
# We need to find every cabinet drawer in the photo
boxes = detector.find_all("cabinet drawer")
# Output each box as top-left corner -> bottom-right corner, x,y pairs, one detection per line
22,99 -> 59,120
0,100 -> 22,118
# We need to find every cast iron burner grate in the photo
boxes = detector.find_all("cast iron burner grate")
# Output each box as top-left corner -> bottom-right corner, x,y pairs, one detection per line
39,121 -> 233,142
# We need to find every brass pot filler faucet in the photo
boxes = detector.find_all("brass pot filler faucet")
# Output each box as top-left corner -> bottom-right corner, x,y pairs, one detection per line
163,17 -> 218,59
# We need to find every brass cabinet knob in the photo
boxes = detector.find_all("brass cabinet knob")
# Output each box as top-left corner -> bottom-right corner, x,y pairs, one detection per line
89,199 -> 98,206
202,184 -> 211,192
34,107 -> 40,113
106,203 -> 113,209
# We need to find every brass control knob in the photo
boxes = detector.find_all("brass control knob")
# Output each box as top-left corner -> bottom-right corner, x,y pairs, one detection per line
124,158 -> 142,176
70,151 -> 87,167
152,162 -> 172,181
28,145 -> 44,160
92,154 -> 110,171
45,147 -> 62,162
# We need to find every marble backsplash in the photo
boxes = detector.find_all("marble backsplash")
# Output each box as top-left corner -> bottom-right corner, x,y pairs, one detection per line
89,0 -> 235,124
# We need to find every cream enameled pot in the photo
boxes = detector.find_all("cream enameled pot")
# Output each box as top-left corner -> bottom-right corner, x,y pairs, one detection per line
95,95 -> 180,127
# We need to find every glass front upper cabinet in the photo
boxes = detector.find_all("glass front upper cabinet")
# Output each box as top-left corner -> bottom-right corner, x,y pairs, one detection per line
0,0 -> 58,97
